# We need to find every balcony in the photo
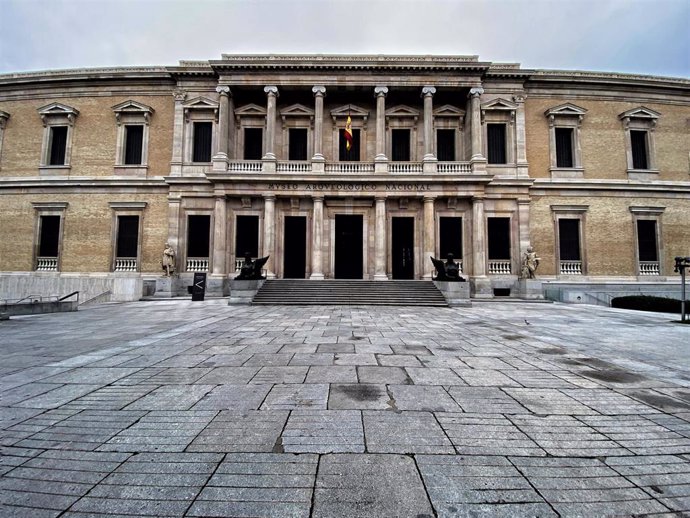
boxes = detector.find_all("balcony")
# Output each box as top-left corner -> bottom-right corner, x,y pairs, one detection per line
324,162 -> 375,174
114,258 -> 137,272
186,258 -> 209,272
560,261 -> 583,275
36,257 -> 58,271
488,260 -> 511,275
639,261 -> 660,275
221,160 -> 471,175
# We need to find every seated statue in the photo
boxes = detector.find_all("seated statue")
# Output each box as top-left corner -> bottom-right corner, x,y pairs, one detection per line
236,254 -> 269,280
431,253 -> 466,282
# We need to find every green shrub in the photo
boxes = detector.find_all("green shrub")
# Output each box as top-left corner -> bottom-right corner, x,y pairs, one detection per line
611,295 -> 689,314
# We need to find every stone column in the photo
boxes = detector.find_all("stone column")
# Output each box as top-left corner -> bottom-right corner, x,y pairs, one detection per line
310,196 -> 325,280
469,87 -> 486,174
471,196 -> 486,277
514,94 -> 528,177
423,196 -> 436,280
212,86 -> 230,172
374,86 -> 388,162
167,197 -> 182,255
212,195 -> 227,275
170,90 -> 186,175
263,86 -> 279,161
517,198 -> 531,257
374,197 -> 388,281
422,86 -> 436,162
263,195 -> 276,279
312,86 -> 326,162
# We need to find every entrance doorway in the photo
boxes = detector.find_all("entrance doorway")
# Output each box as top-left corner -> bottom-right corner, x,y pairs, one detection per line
334,215 -> 363,279
392,217 -> 414,279
283,216 -> 307,278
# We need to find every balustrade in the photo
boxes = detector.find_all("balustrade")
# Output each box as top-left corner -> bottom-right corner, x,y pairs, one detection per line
36,257 -> 58,271
114,258 -> 137,272
227,160 -> 262,172
186,258 -> 209,272
276,161 -> 311,173
488,260 -> 511,275
324,162 -> 375,174
389,162 -> 423,173
560,260 -> 583,275
437,162 -> 472,173
639,261 -> 660,275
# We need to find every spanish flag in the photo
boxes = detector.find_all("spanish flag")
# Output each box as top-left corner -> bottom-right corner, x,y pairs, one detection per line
344,115 -> 353,151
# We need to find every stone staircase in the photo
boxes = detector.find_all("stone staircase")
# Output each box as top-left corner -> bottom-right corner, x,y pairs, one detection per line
252,280 -> 448,306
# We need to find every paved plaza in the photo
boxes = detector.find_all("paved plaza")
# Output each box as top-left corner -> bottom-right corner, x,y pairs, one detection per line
1,299 -> 690,517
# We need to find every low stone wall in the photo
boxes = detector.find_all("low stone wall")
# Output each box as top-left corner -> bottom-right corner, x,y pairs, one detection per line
543,280 -> 685,306
433,280 -> 471,306
0,299 -> 78,316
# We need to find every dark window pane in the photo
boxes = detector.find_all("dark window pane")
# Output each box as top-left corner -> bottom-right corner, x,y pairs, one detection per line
124,125 -> 144,165
39,216 -> 60,257
289,128 -> 308,160
339,128 -> 360,161
49,126 -> 68,165
558,219 -> 581,261
437,129 -> 455,161
244,128 -> 263,160
439,217 -> 462,258
391,129 -> 410,161
192,122 -> 213,162
555,127 -> 574,168
487,217 -> 510,259
631,130 -> 648,170
236,215 -> 259,258
116,216 -> 139,257
487,123 -> 506,164
637,220 -> 658,262
187,215 -> 211,257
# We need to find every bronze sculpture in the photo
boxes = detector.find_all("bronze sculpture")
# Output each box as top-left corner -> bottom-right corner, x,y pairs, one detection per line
236,254 -> 269,280
431,253 -> 466,282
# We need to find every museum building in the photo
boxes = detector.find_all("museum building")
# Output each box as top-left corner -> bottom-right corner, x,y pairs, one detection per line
0,54 -> 688,303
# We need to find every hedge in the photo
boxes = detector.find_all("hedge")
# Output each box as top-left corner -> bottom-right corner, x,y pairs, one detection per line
611,295 -> 689,314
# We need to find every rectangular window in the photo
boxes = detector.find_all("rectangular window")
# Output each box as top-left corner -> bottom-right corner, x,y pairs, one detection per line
555,127 -> 574,168
558,219 -> 581,261
192,122 -> 213,162
39,215 -> 60,257
116,215 -> 139,258
630,130 -> 648,170
487,217 -> 510,259
288,128 -> 308,161
187,215 -> 211,257
339,128 -> 360,161
49,126 -> 68,166
439,217 -> 462,258
235,215 -> 259,258
124,125 -> 144,165
637,220 -> 658,262
487,123 -> 507,164
244,128 -> 263,160
391,129 -> 410,161
437,129 -> 455,161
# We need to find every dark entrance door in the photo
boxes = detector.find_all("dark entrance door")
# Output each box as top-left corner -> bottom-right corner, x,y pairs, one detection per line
283,216 -> 307,278
392,217 -> 414,279
334,215 -> 363,279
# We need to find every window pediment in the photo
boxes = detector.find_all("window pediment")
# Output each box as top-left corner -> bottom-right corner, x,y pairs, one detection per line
385,105 -> 420,118
235,103 -> 267,117
37,102 -> 79,126
619,106 -> 660,129
330,104 -> 369,120
545,103 -> 587,118
433,104 -> 465,118
184,97 -> 218,122
481,98 -> 518,112
280,103 -> 314,118
112,100 -> 154,125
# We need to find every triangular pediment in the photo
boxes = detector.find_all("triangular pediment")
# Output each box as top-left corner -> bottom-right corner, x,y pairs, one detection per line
385,104 -> 420,118
234,103 -> 267,117
183,96 -> 219,110
480,98 -> 518,111
111,100 -> 154,114
544,103 -> 587,117
37,102 -> 79,117
433,104 -> 465,117
618,106 -> 660,120
330,104 -> 369,118
279,103 -> 314,117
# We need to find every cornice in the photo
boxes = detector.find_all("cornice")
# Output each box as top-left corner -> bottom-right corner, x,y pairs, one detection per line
531,178 -> 690,194
0,177 -> 168,189
528,70 -> 690,91
0,67 -> 173,87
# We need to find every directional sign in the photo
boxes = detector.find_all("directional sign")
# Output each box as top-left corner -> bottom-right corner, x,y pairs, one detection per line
192,272 -> 206,301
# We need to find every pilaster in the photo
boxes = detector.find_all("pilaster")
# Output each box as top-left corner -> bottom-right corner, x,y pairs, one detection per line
423,196 -> 436,280
374,197 -> 388,280
263,195 -> 276,279
310,196 -> 325,280
212,194 -> 227,275
170,90 -> 186,175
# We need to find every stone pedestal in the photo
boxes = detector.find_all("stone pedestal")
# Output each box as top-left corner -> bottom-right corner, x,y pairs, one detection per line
154,276 -> 174,298
471,277 -> 493,298
206,274 -> 229,297
518,279 -> 544,299
434,281 -> 471,307
229,279 -> 264,304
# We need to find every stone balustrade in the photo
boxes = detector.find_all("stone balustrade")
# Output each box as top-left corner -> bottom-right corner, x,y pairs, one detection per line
390,162 -> 423,174
114,258 -> 137,272
639,261 -> 660,275
36,257 -> 58,271
560,260 -> 583,275
488,260 -> 512,275
186,258 -> 209,272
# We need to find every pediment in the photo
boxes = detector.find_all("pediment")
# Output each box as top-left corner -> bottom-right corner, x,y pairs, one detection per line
433,104 -> 465,117
618,106 -> 660,120
544,103 -> 587,117
183,96 -> 219,110
385,105 -> 420,118
235,103 -> 267,117
111,100 -> 154,115
279,103 -> 314,118
37,102 -> 79,117
330,104 -> 369,118
480,98 -> 518,111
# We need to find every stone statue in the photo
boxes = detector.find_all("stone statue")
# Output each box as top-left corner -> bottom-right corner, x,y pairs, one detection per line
430,253 -> 466,282
236,254 -> 269,280
521,246 -> 540,279
161,243 -> 176,277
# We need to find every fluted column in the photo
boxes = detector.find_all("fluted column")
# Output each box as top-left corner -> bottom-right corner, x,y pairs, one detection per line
263,195 -> 275,278
374,197 -> 388,280
374,86 -> 388,162
422,86 -> 436,162
211,195 -> 227,275
472,196 -> 486,277
263,86 -> 279,160
312,86 -> 326,162
310,196 -> 324,280
423,196 -> 436,280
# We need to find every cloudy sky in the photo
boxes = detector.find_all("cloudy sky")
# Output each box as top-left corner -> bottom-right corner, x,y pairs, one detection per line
1,0 -> 688,77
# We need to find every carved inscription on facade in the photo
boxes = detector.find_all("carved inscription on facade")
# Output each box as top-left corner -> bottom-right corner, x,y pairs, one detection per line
266,183 -> 433,192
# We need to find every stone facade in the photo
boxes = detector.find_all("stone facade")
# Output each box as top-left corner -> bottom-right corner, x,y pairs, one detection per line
0,55 -> 688,302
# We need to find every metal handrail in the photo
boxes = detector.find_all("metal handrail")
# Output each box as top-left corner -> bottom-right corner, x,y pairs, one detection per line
58,291 -> 80,303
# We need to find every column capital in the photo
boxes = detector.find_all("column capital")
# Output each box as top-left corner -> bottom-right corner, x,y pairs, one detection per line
423,195 -> 437,203
421,85 -> 436,97
312,85 -> 326,97
312,195 -> 324,202
374,86 -> 389,97
264,85 -> 279,97
471,195 -> 485,203
263,194 -> 276,201
216,85 -> 231,96
468,87 -> 484,98
375,195 -> 387,202
173,89 -> 187,102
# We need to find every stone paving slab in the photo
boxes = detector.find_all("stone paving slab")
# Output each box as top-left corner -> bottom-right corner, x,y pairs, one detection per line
1,300 -> 690,516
